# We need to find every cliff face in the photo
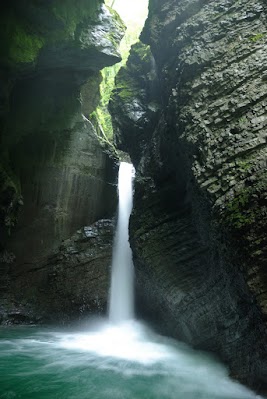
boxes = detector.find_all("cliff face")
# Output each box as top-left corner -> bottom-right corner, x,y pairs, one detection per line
0,1 -> 124,322
0,219 -> 114,324
110,0 -> 267,391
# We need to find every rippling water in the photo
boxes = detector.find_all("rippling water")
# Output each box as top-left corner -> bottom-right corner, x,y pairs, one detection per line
0,319 -> 263,399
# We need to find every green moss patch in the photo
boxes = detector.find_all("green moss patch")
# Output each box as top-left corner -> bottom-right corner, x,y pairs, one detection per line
0,1 -> 100,68
224,190 -> 255,229
111,42 -> 152,103
222,172 -> 267,231
0,10 -> 44,66
249,33 -> 266,42
51,0 -> 99,37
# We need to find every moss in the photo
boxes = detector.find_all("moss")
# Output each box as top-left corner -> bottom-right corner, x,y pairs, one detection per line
224,190 -> 255,229
249,33 -> 266,42
0,10 -> 44,66
113,42 -> 153,102
131,43 -> 151,63
127,42 -> 152,78
95,107 -> 114,139
238,116 -> 247,125
112,42 -> 152,101
106,6 -> 126,39
51,0 -> 99,38
117,85 -> 140,100
236,159 -> 252,173
9,26 -> 44,64
222,171 -> 267,230
0,1 -> 101,67
113,69 -> 141,101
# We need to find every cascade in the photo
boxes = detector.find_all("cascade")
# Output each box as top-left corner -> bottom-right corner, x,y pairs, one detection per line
109,161 -> 135,322
0,163 -> 263,399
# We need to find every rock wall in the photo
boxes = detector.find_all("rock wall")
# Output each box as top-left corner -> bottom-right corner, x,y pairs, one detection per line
0,219 -> 114,325
110,0 -> 267,392
0,1 -> 124,321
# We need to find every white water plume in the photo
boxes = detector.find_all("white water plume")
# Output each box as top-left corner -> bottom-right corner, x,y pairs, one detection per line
0,322 -> 263,399
109,162 -> 135,322
0,162 -> 264,399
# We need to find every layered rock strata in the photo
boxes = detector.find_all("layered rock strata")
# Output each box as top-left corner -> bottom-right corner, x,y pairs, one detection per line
0,219 -> 114,324
110,0 -> 267,391
0,1 -> 123,320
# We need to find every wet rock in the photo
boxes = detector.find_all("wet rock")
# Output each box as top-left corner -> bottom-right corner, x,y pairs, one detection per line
38,4 -> 125,72
0,219 -> 114,324
5,118 -> 117,265
109,41 -> 161,165
0,0 -> 124,246
0,0 -> 122,328
0,0 -> 122,288
110,0 -> 267,392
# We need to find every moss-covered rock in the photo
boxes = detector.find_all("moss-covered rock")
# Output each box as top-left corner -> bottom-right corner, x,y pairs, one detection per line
0,0 -> 104,70
110,0 -> 267,392
0,0 -> 122,322
37,4 -> 125,72
109,41 -> 160,164
0,0 -> 124,240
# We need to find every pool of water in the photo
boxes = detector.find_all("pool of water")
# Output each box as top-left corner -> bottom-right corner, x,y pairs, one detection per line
0,319 -> 263,399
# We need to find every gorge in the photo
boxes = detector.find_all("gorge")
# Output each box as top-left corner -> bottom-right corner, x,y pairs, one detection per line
0,0 -> 267,396
0,162 -> 263,399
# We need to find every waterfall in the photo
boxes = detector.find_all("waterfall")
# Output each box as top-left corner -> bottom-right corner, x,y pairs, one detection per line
109,162 -> 135,322
2,168 -> 261,399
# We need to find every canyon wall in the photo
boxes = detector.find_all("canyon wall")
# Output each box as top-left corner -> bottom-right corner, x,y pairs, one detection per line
0,0 -> 123,322
110,0 -> 267,391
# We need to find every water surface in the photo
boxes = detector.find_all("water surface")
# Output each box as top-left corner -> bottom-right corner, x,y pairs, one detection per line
0,319 -> 262,399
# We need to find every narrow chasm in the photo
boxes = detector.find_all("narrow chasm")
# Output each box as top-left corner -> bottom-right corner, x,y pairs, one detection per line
0,0 -> 267,397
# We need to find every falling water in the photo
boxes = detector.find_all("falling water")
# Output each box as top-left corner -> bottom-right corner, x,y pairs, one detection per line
0,165 -> 264,399
109,162 -> 135,322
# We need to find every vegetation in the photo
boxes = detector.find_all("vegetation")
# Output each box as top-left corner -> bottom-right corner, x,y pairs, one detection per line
249,32 -> 266,42
0,10 -> 44,65
92,0 -> 148,140
0,1 -> 99,67
94,63 -> 121,139
224,189 -> 254,229
223,171 -> 267,230
51,0 -> 99,37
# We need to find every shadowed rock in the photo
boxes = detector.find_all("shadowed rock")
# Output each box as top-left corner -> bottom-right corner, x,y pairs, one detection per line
110,0 -> 267,392
0,219 -> 114,324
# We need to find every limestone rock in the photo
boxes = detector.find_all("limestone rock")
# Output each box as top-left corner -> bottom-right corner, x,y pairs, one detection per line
0,0 -> 124,240
6,118 -> 117,264
109,42 -> 161,165
110,0 -> 267,392
0,0 -> 122,322
81,72 -> 102,117
38,4 -> 125,72
0,219 -> 114,324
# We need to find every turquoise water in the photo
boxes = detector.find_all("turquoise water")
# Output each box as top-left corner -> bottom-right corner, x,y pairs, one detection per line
0,320 -> 262,399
